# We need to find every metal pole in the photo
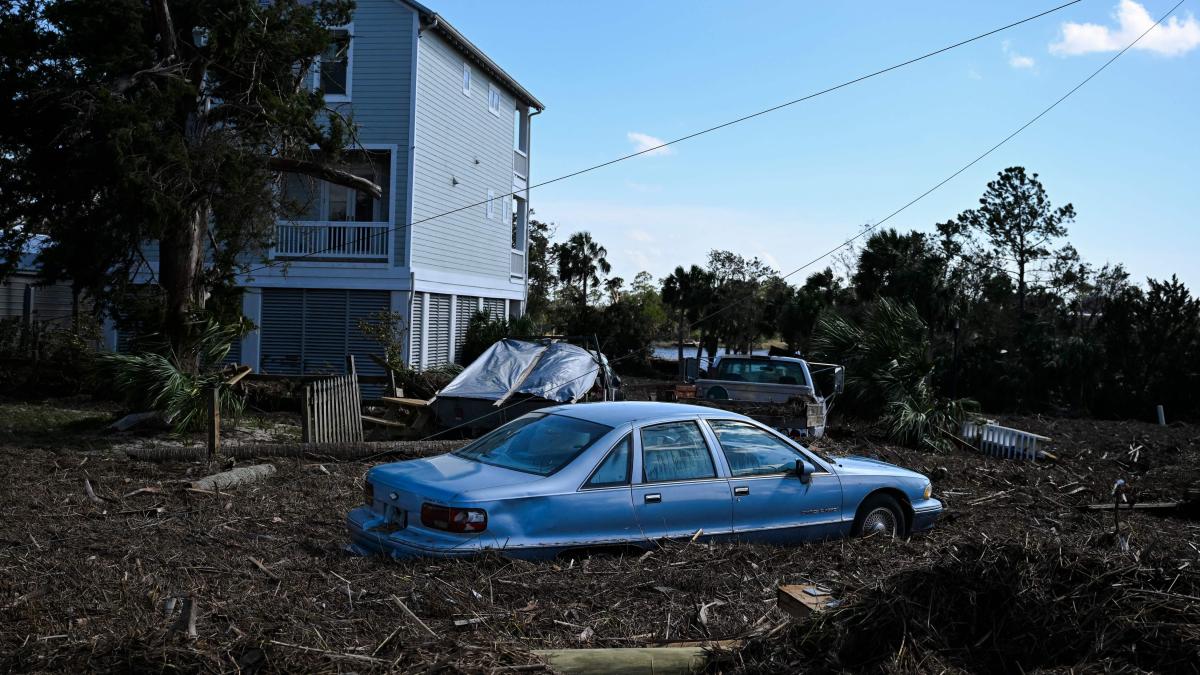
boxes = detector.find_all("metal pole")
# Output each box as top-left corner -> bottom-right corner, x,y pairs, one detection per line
1156,405 -> 1166,426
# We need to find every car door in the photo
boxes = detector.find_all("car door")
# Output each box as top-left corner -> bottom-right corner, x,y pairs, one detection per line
631,420 -> 734,541
705,418 -> 842,544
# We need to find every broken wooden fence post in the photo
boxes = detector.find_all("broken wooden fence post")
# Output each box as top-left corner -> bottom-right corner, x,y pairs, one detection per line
207,386 -> 221,462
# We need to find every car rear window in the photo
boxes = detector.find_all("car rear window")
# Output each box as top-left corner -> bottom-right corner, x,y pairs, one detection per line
453,413 -> 613,476
716,359 -> 808,386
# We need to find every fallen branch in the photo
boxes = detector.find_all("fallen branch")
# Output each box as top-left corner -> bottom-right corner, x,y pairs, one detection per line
393,595 -> 438,638
189,464 -> 276,492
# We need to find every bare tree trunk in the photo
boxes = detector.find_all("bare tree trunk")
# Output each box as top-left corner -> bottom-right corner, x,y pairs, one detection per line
159,200 -> 208,364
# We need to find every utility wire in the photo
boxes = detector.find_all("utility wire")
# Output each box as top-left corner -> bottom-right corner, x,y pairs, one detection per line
689,0 -> 1187,330
242,0 -> 1085,275
286,0 -> 1185,467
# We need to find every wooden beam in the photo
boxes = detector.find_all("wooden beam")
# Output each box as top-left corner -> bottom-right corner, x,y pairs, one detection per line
531,647 -> 708,675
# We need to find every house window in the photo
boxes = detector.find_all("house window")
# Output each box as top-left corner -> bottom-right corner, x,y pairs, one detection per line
511,196 -> 525,250
462,63 -> 471,96
319,29 -> 352,99
488,84 -> 501,116
281,150 -> 391,223
486,189 -> 495,219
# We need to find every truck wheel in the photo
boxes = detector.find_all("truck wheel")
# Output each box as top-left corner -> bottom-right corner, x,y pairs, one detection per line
706,386 -> 729,401
852,493 -> 904,538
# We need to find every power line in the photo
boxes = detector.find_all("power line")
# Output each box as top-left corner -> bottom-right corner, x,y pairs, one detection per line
689,0 -> 1187,330
242,0 -> 1085,275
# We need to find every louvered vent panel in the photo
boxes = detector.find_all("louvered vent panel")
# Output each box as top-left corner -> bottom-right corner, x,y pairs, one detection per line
409,292 -> 424,368
260,288 -> 304,375
483,297 -> 506,320
427,293 -> 452,367
302,289 -> 348,374
455,295 -> 479,355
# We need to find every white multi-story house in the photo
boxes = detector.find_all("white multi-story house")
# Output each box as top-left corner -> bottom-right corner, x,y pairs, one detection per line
113,0 -> 543,378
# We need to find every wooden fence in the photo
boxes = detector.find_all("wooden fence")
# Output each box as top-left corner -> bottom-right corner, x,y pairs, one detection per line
961,419 -> 1051,461
301,356 -> 364,444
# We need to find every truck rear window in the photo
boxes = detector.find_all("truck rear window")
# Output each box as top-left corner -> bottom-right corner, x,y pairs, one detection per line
716,359 -> 809,386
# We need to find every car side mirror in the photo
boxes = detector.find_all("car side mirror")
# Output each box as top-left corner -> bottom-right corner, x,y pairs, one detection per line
795,459 -> 811,485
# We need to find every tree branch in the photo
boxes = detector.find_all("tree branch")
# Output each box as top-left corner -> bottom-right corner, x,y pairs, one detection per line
152,0 -> 179,62
266,157 -> 382,198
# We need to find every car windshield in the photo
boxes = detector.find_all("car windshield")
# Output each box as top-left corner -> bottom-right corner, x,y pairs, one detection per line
716,359 -> 808,386
453,413 -> 613,476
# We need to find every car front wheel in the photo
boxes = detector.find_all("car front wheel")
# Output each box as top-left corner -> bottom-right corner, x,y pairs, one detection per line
853,494 -> 904,538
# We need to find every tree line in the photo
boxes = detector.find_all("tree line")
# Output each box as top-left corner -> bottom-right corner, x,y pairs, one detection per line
518,167 -> 1200,424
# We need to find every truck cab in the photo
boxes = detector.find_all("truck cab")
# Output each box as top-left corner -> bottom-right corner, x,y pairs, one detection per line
695,355 -> 844,438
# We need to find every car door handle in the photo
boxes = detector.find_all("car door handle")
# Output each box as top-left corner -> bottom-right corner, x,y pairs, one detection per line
644,493 -> 661,504
733,486 -> 750,496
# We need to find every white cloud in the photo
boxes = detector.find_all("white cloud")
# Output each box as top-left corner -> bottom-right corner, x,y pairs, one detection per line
1002,40 -> 1037,69
1050,0 -> 1200,56
628,228 -> 654,243
626,131 -> 673,156
967,66 -> 983,80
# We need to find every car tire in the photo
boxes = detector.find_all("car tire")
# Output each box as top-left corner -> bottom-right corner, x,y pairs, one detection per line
706,386 -> 730,401
852,493 -> 904,538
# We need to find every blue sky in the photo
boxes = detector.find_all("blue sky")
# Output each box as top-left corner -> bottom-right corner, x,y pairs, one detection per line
439,0 -> 1199,289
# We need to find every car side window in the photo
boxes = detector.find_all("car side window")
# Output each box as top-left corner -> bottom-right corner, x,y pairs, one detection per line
641,421 -> 716,483
585,434 -> 632,488
708,419 -> 803,477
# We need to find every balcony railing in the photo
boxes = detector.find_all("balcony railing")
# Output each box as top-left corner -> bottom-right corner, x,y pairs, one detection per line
274,221 -> 390,260
513,149 -> 528,179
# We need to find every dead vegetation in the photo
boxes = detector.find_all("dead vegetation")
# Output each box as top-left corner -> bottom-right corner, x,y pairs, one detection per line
1,403 -> 1198,673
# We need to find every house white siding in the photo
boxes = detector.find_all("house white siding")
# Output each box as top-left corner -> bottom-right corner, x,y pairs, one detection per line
410,30 -> 518,280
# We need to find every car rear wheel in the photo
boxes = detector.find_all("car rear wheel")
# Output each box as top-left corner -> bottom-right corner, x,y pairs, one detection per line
853,494 -> 904,538
705,386 -> 729,401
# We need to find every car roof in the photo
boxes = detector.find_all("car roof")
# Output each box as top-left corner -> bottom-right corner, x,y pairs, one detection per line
541,401 -> 749,427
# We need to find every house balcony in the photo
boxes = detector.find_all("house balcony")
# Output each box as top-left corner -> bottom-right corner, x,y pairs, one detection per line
513,149 -> 528,180
273,221 -> 390,262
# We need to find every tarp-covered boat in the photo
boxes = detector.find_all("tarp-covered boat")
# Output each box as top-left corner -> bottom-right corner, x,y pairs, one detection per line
432,339 -> 618,432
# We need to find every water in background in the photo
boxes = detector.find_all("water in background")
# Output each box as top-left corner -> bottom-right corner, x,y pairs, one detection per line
651,345 -> 771,371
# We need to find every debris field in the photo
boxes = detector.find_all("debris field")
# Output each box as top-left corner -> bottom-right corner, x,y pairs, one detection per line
1,408 -> 1198,673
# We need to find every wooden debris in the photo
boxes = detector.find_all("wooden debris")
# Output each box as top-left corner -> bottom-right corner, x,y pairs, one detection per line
1079,501 -> 1180,511
249,556 -> 278,580
83,478 -> 105,506
189,464 -> 276,492
393,595 -> 438,638
776,585 -> 838,619
532,647 -> 708,674
381,396 -> 431,408
361,414 -> 405,429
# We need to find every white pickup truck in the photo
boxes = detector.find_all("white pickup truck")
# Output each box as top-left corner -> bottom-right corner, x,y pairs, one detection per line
695,355 -> 844,438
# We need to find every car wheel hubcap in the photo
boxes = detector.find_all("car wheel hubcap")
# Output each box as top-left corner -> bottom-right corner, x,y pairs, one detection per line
862,508 -> 897,537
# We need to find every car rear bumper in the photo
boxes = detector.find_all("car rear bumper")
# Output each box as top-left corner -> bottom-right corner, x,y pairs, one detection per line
910,498 -> 944,533
346,506 -> 481,560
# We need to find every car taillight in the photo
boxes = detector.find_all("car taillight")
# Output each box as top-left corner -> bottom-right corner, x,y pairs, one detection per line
420,503 -> 487,533
364,480 -> 375,506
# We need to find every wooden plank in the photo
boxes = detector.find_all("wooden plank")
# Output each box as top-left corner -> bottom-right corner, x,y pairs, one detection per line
362,415 -> 405,429
381,396 -> 431,408
531,648 -> 708,675
1080,502 -> 1179,511
207,387 -> 220,462
777,584 -> 837,619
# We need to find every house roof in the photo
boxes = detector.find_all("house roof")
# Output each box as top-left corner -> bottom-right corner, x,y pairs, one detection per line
402,0 -> 545,111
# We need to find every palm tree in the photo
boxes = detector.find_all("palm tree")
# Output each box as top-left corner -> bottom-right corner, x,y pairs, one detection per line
555,231 -> 611,303
604,276 -> 624,304
662,264 -> 714,369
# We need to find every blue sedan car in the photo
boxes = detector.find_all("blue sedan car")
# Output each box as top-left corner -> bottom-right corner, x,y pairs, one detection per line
347,402 -> 942,560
